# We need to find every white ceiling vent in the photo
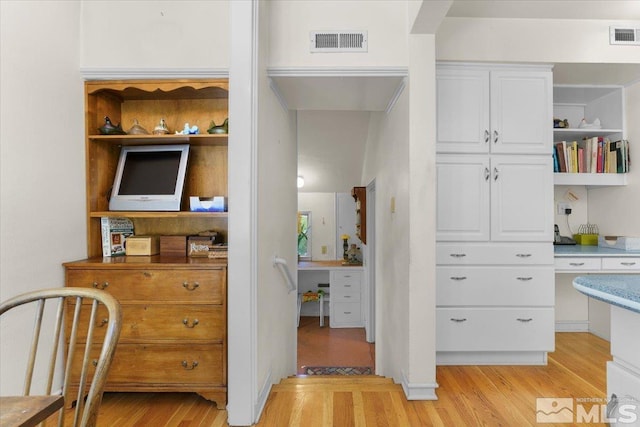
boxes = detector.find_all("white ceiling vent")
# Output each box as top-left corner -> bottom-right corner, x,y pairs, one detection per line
610,26 -> 640,45
310,31 -> 368,53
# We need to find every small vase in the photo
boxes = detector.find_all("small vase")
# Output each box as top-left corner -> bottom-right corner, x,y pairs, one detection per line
343,239 -> 349,261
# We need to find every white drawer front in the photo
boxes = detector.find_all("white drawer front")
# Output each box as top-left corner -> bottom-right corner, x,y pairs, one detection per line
602,258 -> 640,271
437,266 -> 554,306
436,308 -> 555,352
331,288 -> 361,302
331,302 -> 362,326
554,257 -> 602,271
332,271 -> 362,285
436,243 -> 553,265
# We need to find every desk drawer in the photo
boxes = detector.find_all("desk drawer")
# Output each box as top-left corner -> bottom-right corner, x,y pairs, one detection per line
554,257 -> 601,271
331,302 -> 362,325
602,258 -> 640,271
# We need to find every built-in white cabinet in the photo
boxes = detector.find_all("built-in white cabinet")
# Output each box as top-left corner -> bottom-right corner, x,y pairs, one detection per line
435,63 -> 555,365
437,155 -> 553,242
436,65 -> 553,155
330,270 -> 363,328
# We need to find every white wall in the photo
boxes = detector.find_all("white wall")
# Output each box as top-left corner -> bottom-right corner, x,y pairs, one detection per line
0,1 -> 85,394
437,18 -> 640,64
361,75 -> 411,385
268,0 -> 408,67
80,0 -> 229,69
298,192 -> 337,260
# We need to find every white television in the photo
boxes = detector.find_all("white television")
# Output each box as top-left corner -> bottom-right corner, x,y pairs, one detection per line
109,144 -> 190,211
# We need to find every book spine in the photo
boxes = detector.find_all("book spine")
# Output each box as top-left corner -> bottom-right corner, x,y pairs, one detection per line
101,217 -> 111,257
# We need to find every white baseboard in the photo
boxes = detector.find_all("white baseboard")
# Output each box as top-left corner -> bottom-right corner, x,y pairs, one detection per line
254,369 -> 272,424
555,321 -> 589,332
436,351 -> 549,365
400,371 -> 439,400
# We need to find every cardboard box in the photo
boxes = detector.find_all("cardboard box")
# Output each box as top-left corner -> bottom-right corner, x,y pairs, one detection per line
160,235 -> 187,257
125,236 -> 160,256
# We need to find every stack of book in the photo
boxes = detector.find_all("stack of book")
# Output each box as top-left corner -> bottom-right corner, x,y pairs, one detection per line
553,138 -> 630,174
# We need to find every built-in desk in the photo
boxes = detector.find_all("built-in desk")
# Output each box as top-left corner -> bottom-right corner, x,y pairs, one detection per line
298,261 -> 364,328
554,245 -> 640,336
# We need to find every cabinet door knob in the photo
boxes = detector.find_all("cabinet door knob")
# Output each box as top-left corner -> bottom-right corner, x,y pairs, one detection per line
516,318 -> 533,323
181,360 -> 199,370
516,277 -> 533,281
484,129 -> 490,143
450,276 -> 467,281
182,282 -> 200,291
450,318 -> 467,323
92,281 -> 109,290
493,130 -> 499,143
484,167 -> 490,181
493,167 -> 499,181
182,318 -> 199,328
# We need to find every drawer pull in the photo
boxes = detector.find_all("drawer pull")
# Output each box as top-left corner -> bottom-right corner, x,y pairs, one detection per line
343,275 -> 352,278
182,282 -> 200,291
450,253 -> 466,258
569,262 -> 585,266
182,318 -> 199,328
181,360 -> 199,370
450,276 -> 467,281
344,284 -> 352,287
516,318 -> 533,323
344,312 -> 352,315
92,360 -> 98,367
621,262 -> 637,266
143,271 -> 152,277
98,318 -> 108,327
516,253 -> 532,258
516,277 -> 533,281
92,281 -> 109,290
450,318 -> 467,323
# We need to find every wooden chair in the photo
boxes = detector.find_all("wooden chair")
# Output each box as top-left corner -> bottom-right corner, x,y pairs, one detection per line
0,287 -> 122,427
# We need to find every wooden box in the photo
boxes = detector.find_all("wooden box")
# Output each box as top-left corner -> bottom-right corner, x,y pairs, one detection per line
126,236 -> 160,256
160,236 -> 187,257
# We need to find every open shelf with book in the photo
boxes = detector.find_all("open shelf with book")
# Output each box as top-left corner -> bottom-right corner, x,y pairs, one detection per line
553,84 -> 628,187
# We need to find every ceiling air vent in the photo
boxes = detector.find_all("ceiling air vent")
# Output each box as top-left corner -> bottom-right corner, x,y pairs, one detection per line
610,26 -> 640,45
310,31 -> 368,53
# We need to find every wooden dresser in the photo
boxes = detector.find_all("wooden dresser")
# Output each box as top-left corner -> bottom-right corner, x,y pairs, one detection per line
64,257 -> 227,409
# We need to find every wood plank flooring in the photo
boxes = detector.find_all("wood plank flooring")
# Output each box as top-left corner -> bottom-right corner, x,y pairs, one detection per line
51,332 -> 611,426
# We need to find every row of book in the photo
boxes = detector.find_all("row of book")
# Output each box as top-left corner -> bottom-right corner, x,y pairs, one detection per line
553,137 -> 630,174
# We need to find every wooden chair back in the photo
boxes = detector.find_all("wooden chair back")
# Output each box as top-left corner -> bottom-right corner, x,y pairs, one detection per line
0,287 -> 122,427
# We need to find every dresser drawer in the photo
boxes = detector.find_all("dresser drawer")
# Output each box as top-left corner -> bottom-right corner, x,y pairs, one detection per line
554,257 -> 601,271
67,304 -> 224,343
436,243 -> 553,265
436,308 -> 555,352
331,302 -> 362,325
66,268 -> 226,304
70,343 -> 224,386
436,266 -> 554,306
331,271 -> 362,287
602,258 -> 640,271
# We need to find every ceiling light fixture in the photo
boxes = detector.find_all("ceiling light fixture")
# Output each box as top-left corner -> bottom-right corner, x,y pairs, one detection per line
297,176 -> 305,188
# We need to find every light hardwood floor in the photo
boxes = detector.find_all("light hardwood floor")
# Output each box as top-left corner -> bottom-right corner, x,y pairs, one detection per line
54,332 -> 611,426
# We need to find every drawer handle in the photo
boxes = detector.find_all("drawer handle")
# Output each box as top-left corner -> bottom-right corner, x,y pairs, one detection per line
181,360 -> 199,370
569,262 -> 585,266
484,129 -> 490,144
450,276 -> 467,281
92,359 -> 98,367
516,318 -> 533,323
516,277 -> 533,281
343,275 -> 351,278
92,281 -> 109,290
450,253 -> 466,258
98,318 -> 108,327
450,318 -> 467,323
621,262 -> 637,266
182,282 -> 200,291
516,253 -> 532,258
182,318 -> 199,328
344,284 -> 352,287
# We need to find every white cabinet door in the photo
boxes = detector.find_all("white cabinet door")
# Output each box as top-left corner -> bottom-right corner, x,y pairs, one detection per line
436,69 -> 490,153
491,156 -> 553,241
490,71 -> 553,154
436,155 -> 490,241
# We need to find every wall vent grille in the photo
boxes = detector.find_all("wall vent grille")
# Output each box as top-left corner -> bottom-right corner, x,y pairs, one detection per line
310,31 -> 368,52
610,27 -> 640,45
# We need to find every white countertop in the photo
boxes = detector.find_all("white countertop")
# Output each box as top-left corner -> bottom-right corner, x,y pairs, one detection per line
555,245 -> 640,257
573,275 -> 640,314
